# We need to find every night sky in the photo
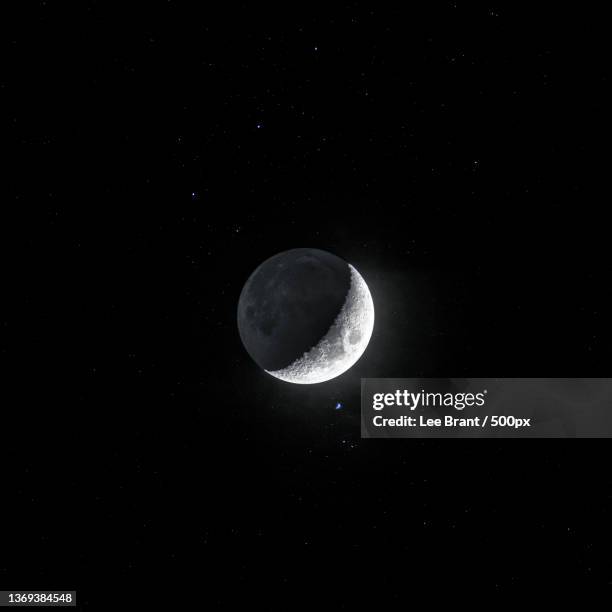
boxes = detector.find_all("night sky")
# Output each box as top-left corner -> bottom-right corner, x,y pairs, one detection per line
5,2 -> 611,606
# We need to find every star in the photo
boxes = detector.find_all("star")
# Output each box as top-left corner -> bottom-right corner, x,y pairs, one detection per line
335,402 -> 343,410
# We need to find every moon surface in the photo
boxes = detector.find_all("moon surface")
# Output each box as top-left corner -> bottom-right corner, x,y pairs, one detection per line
237,248 -> 374,384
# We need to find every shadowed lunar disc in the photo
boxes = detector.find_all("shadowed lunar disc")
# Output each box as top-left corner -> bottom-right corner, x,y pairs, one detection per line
237,248 -> 374,384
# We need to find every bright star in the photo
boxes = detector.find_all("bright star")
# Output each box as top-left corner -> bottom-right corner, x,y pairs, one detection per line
335,402 -> 343,410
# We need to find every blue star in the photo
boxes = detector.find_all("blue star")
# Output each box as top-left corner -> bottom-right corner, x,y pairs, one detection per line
335,402 -> 343,410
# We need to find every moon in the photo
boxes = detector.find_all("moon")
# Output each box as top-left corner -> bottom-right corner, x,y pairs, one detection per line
237,248 -> 374,384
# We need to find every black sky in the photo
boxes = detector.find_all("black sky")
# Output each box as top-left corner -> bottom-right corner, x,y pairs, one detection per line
4,2 -> 611,606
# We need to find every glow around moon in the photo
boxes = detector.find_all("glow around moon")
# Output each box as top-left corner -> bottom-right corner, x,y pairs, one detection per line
266,264 -> 374,384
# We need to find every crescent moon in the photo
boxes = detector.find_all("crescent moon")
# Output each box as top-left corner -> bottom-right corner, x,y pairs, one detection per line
265,264 -> 374,384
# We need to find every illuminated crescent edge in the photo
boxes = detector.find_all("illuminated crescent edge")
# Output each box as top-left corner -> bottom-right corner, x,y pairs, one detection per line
265,264 -> 374,384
